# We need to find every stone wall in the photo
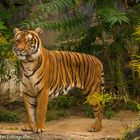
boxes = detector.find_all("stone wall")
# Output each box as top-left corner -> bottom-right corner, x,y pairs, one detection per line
0,60 -> 21,104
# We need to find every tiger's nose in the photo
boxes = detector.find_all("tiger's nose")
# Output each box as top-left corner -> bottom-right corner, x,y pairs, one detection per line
15,46 -> 24,52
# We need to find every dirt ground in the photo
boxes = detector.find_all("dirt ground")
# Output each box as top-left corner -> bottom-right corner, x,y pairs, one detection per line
0,110 -> 139,140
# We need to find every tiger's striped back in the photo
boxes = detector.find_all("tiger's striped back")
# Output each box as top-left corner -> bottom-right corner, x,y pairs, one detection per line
48,51 -> 104,98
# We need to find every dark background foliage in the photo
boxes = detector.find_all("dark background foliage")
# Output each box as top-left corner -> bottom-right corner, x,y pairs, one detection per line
0,0 -> 140,111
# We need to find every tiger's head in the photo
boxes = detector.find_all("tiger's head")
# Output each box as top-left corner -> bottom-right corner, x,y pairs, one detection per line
13,28 -> 43,61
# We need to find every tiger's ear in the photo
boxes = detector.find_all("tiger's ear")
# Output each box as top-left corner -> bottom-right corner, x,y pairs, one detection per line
35,27 -> 43,35
13,27 -> 20,34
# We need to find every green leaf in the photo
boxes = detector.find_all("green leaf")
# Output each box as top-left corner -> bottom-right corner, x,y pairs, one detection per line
37,0 -> 76,15
130,55 -> 140,78
21,15 -> 86,31
0,20 -> 7,30
99,7 -> 129,27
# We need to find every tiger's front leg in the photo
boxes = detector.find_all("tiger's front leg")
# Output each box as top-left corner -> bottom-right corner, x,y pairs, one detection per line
22,93 -> 37,131
33,90 -> 49,133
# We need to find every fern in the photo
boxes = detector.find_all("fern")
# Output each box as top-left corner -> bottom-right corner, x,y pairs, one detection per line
20,0 -> 86,32
129,55 -> 140,78
0,19 -> 7,30
133,26 -> 140,40
21,15 -> 86,31
37,0 -> 76,15
99,7 -> 129,27
130,26 -> 140,78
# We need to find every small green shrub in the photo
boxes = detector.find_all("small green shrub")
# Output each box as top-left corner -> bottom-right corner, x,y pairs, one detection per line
46,110 -> 67,121
104,110 -> 116,119
83,104 -> 93,118
121,100 -> 140,112
0,109 -> 20,122
48,95 -> 76,110
56,110 -> 66,118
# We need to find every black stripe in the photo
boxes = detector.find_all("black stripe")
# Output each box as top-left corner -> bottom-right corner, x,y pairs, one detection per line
67,53 -> 74,82
37,87 -> 44,96
81,54 -> 86,88
94,81 -> 100,92
25,57 -> 42,77
23,92 -> 36,98
23,59 -> 34,63
63,53 -> 70,86
32,45 -> 39,54
71,53 -> 77,87
30,32 -> 40,46
55,85 -> 64,96
90,57 -> 97,91
14,32 -> 21,40
49,55 -> 55,89
35,54 -> 47,79
34,75 -> 44,87
50,85 -> 59,93
37,78 -> 48,96
37,85 -> 45,96
27,100 -> 37,108
29,32 -> 40,55
58,85 -> 64,92
86,56 -> 95,94
93,109 -> 100,113
24,73 -> 30,79
85,55 -> 91,88
32,56 -> 42,72
21,80 -> 27,87
74,53 -> 81,86
84,56 -> 88,86
59,52 -> 68,84
94,111 -> 100,117
84,55 -> 89,88
51,52 -> 58,83
92,104 -> 98,108
58,52 -> 63,85
32,38 -> 39,54
49,52 -> 59,90
20,62 -> 27,73
34,69 -> 44,86
49,93 -> 55,98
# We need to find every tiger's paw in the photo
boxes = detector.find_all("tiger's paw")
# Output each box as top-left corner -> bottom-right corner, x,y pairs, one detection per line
89,124 -> 102,132
22,125 -> 34,131
33,127 -> 45,133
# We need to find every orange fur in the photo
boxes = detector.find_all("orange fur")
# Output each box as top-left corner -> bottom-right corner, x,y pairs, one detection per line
13,28 -> 104,133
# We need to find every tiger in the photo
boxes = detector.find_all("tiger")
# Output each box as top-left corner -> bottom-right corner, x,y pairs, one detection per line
13,27 -> 104,133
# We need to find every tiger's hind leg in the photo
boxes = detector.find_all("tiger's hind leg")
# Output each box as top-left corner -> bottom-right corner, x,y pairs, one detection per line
22,93 -> 36,131
87,68 -> 104,132
85,87 -> 103,132
90,101 -> 103,132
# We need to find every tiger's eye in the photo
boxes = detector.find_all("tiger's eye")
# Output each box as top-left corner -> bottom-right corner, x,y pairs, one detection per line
31,43 -> 35,47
